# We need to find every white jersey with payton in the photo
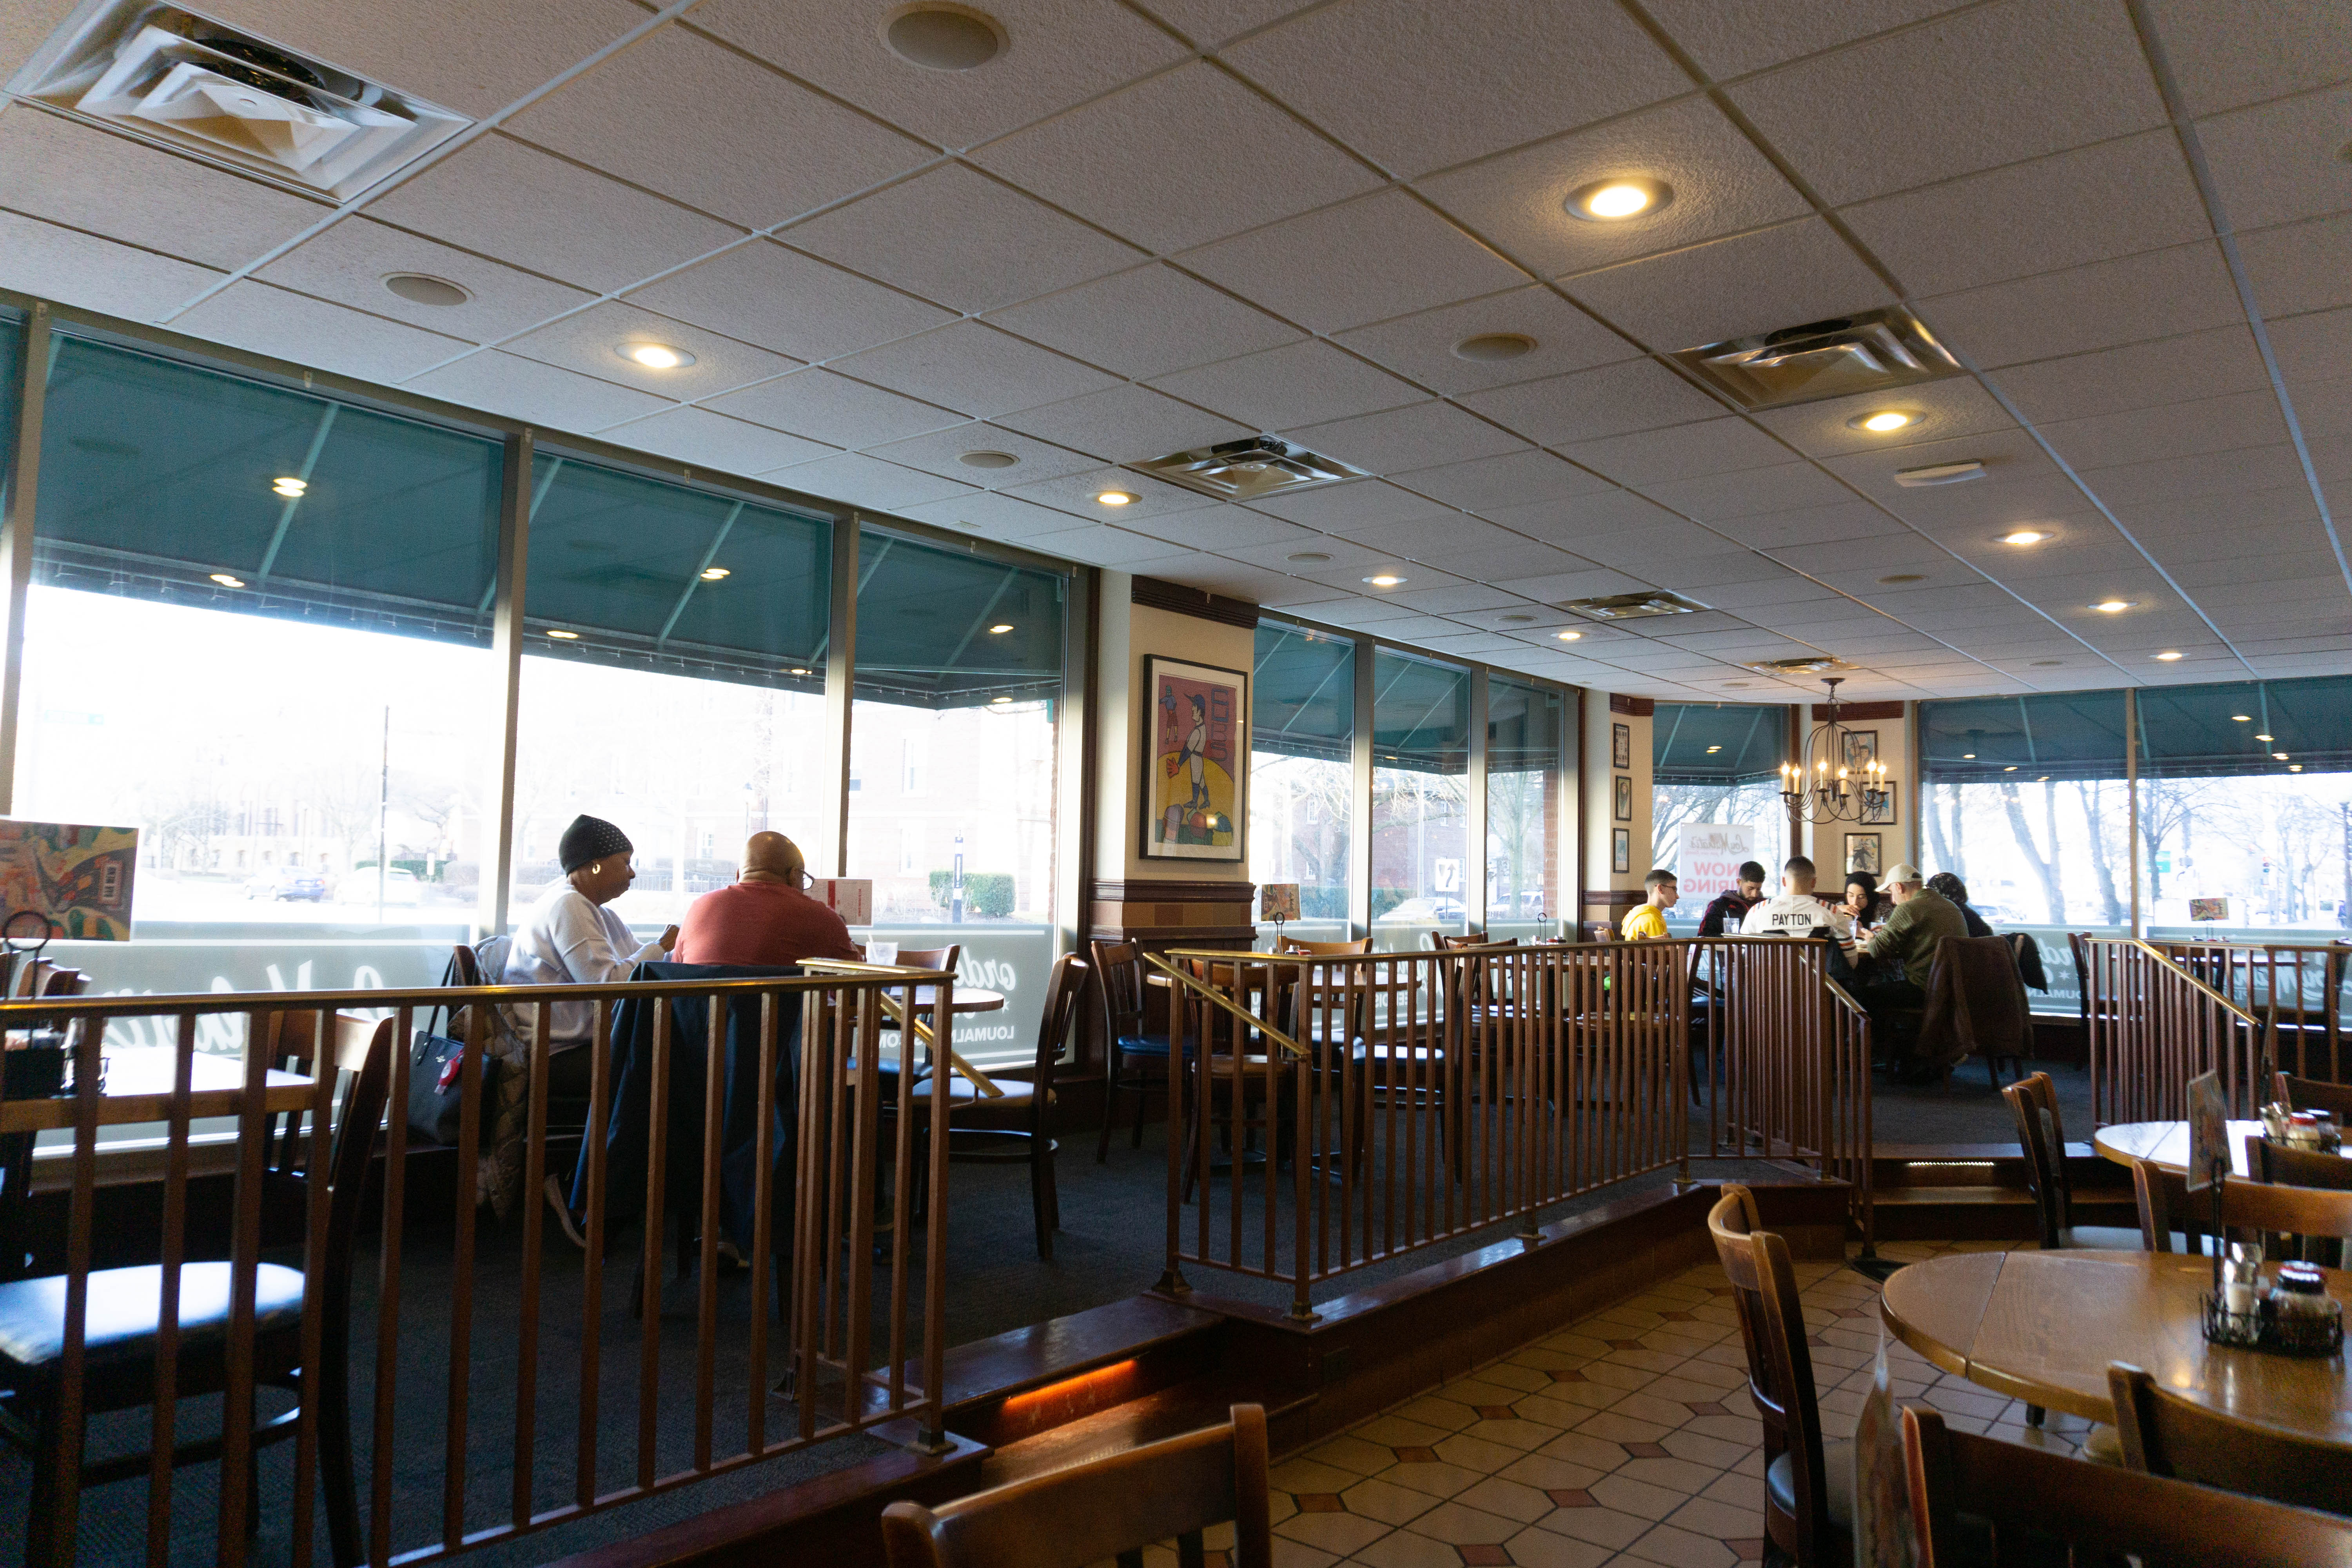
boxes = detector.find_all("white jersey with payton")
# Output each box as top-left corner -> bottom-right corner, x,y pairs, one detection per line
1739,893 -> 1854,941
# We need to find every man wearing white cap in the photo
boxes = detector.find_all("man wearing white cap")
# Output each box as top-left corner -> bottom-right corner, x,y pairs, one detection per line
1854,863 -> 1968,1078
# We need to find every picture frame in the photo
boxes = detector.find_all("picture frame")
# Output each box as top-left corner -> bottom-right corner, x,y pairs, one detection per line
1862,780 -> 1897,826
1845,832 -> 1882,877
1141,655 -> 1248,862
1842,729 -> 1879,775
1613,774 -> 1633,821
1611,828 -> 1630,875
1612,722 -> 1632,771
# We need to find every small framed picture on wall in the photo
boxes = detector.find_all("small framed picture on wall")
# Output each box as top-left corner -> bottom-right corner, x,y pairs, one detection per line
1846,833 -> 1882,876
1612,722 -> 1632,770
1862,781 -> 1897,825
1611,828 -> 1630,874
1613,774 -> 1633,821
1842,729 -> 1879,774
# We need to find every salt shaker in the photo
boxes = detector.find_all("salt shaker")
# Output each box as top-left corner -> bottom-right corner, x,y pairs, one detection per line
2222,1243 -> 2262,1317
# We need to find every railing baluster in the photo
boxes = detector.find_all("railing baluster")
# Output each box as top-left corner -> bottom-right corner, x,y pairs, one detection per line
576,999 -> 606,1508
694,994 -> 724,1470
638,996 -> 671,1489
515,1000 -> 550,1527
143,1013 -> 195,1568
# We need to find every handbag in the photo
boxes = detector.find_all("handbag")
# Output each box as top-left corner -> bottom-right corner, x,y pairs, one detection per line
409,951 -> 501,1146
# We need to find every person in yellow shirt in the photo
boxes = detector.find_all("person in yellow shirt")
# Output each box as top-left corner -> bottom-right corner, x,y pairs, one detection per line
1622,868 -> 1678,940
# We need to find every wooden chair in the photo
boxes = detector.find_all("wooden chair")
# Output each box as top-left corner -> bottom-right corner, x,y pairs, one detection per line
1176,959 -> 1298,1203
1276,938 -> 1372,957
1581,921 -> 1619,944
1707,1186 -> 1849,1567
1429,929 -> 1489,949
0,1013 -> 393,1568
940,954 -> 1089,1260
2133,1158 -> 2352,1261
1091,939 -> 1173,1161
2274,1071 -> 2352,1122
1899,1402 -> 2352,1566
881,1403 -> 1271,1568
2108,1362 -> 2352,1516
2004,1072 -> 2140,1250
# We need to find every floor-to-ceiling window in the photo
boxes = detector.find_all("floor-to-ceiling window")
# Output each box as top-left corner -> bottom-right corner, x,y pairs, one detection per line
1249,621 -> 1353,944
1368,650 -> 1470,950
1651,702 -> 1790,930
845,529 -> 1065,1061
1486,675 -> 1564,938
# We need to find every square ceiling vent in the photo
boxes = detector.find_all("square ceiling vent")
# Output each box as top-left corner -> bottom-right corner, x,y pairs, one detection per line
1559,591 -> 1706,621
1746,655 -> 1853,676
24,4 -> 468,198
1135,436 -> 1367,503
1671,307 -> 1962,412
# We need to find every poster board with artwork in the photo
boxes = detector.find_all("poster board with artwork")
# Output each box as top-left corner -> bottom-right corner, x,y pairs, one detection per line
1611,828 -> 1630,874
1259,883 -> 1301,922
0,820 -> 138,940
1675,823 -> 1756,906
1143,656 -> 1247,861
1845,833 -> 1882,876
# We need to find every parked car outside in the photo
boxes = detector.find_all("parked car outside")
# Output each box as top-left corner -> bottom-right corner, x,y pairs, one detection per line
245,865 -> 326,902
1373,895 -> 1467,926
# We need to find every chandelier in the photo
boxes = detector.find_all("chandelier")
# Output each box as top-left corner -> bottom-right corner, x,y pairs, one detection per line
1780,677 -> 1890,824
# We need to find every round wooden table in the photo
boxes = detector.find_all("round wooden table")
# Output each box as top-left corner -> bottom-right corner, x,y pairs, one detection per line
1880,1249 -> 2352,1437
2092,1119 -> 2269,1178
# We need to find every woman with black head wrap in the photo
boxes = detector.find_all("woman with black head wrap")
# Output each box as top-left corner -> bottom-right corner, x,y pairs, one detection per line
502,814 -> 678,1049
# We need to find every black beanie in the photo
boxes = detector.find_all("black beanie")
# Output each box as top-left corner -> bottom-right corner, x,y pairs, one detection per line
559,815 -> 633,873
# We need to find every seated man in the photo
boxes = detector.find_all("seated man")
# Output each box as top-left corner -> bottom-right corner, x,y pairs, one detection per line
1698,860 -> 1767,937
1622,868 -> 1679,940
1739,855 -> 1853,942
1851,864 -> 1970,1078
677,831 -> 861,966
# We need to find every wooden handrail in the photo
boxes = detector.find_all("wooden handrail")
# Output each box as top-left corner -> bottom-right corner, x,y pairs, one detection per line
1143,952 -> 1307,1062
2121,938 -> 2266,1033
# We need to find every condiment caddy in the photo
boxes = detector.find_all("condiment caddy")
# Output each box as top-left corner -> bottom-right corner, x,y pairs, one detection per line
2202,1242 -> 2345,1356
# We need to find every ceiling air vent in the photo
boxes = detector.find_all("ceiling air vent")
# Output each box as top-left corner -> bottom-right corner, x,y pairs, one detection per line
1746,655 -> 1853,676
24,4 -> 468,198
1558,591 -> 1705,621
1671,307 -> 1962,412
1135,436 -> 1367,502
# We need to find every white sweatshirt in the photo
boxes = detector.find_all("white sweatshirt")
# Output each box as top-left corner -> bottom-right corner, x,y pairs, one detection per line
503,882 -> 665,1047
1739,892 -> 1855,942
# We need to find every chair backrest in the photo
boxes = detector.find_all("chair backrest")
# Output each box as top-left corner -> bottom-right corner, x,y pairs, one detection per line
449,942 -> 483,987
1090,938 -> 1148,1040
894,946 -> 961,973
2249,1134 -> 2352,1191
1024,954 -> 1088,1106
1278,937 -> 1371,956
1429,929 -> 1485,950
880,1404 -> 1271,1568
1583,921 -> 1619,943
2274,1071 -> 2352,1122
1900,1402 -> 2352,1567
2107,1362 -> 2352,1516
1706,1186 -> 1835,1563
2066,930 -> 2094,1029
2134,1157 -> 2352,1258
2001,1071 -> 2070,1245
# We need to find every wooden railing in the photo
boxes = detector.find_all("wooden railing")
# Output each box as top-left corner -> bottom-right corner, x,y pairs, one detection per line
2145,938 -> 2347,1082
1154,937 -> 1871,1320
0,962 -> 949,1568
2082,937 -> 2275,1122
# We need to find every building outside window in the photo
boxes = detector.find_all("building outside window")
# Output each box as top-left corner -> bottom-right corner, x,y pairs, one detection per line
1368,650 -> 1471,950
1249,622 -> 1353,944
1486,676 -> 1564,938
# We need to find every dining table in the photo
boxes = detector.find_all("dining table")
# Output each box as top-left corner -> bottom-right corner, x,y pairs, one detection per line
1880,1247 -> 2352,1439
2093,1118 -> 2274,1178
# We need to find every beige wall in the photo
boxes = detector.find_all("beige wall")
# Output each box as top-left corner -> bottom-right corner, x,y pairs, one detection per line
1583,697 -> 1652,925
1799,701 -> 1918,883
1093,574 -> 1257,885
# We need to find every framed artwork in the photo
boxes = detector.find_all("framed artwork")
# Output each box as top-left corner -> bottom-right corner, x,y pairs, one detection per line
0,820 -> 138,940
1845,833 -> 1882,876
2188,896 -> 2229,922
1611,828 -> 1630,875
1862,781 -> 1897,825
1142,656 -> 1248,861
1842,729 -> 1879,774
1611,722 -> 1632,771
1612,774 -> 1633,821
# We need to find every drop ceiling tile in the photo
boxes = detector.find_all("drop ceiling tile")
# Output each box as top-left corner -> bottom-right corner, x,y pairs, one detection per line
704,367 -> 963,448
256,216 -> 595,343
972,61 -> 1381,252
694,0 -> 1187,149
1255,579 -> 1359,610
1331,513 -> 1529,555
1460,359 -> 1727,446
1148,339 -> 1425,428
986,264 -> 1302,379
1818,428 -> 2062,506
860,422 -> 1097,486
2077,444 -> 2312,505
595,405 -> 836,477
1289,559 -> 1466,595
0,107 -> 329,273
1245,478 -> 1455,531
828,321 -> 1119,419
1177,189 -> 1530,335
0,211 -> 222,323
761,452 -> 974,510
1917,241 -> 2243,369
1019,524 -> 1200,570
782,164 -> 1142,315
1001,466 -> 1217,523
1714,502 -> 1906,549
1987,324 -> 2269,423
1413,631 -> 1536,657
1564,219 -> 1893,352
504,301 -> 801,399
1285,401 -> 1529,475
174,281 -> 468,383
1362,581 -> 1528,615
2238,212 -> 2352,319
1664,553 -> 1807,590
2038,390 -> 2292,472
506,23 -> 932,229
1843,131 -> 2211,299
993,383 -> 1256,462
2196,85 -> 2352,234
1637,465 -> 1858,523
1158,557 -> 1319,603
622,240 -> 957,363
1640,0 -> 1966,78
405,349 -> 673,435
367,133 -> 741,293
2139,0 -> 2352,116
1443,542 -> 1602,582
1751,380 -> 2019,459
1726,0 -> 2166,206
1416,96 -> 1813,281
1217,532 -> 1399,572
1130,509 -> 1318,553
897,490 -> 1095,542
1556,417 -> 1791,487
1221,0 -> 1687,177
1396,449 -> 1618,513
1495,566 -> 1659,602
1295,594 -> 1431,625
1703,575 -> 1856,610
1479,488 -> 1691,549
1332,285 -> 1636,395
2,0 -> 82,80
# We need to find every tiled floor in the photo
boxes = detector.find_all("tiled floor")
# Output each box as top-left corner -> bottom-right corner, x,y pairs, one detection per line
1127,1240 -> 2102,1568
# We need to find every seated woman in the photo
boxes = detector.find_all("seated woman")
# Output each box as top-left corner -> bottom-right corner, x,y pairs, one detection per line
1926,871 -> 1996,938
504,813 -> 678,1051
1843,871 -> 1891,932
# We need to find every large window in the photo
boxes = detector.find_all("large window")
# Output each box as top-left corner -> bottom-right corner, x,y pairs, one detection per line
1651,702 -> 1789,928
846,530 -> 1064,1060
1487,676 -> 1563,936
1250,622 -> 1353,943
15,333 -> 501,996
1369,651 -> 1470,949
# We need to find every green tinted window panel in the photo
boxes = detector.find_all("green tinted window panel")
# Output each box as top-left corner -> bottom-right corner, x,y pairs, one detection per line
1372,650 -> 1470,774
1254,622 -> 1354,762
1654,702 -> 1785,784
1489,676 -> 1564,773
35,334 -> 499,639
1921,690 -> 2129,782
0,311 -> 20,506
854,530 -> 1065,707
2138,676 -> 2352,778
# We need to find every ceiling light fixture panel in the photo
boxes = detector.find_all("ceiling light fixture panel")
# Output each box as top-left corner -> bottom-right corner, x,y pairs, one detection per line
1557,591 -> 1705,621
1672,307 -> 1962,412
1136,436 -> 1368,503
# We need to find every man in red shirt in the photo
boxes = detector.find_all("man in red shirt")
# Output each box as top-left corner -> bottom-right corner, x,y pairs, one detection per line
677,832 -> 862,966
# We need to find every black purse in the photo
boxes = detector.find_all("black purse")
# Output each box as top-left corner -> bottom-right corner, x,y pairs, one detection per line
409,952 -> 499,1146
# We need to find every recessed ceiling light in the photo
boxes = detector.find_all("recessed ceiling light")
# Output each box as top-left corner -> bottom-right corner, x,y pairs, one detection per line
1848,410 -> 1917,434
1555,630 -> 1582,641
1878,573 -> 1926,585
1566,177 -> 1672,221
2232,714 -> 2252,721
884,4 -> 1006,70
2091,599 -> 2133,613
1454,332 -> 1537,362
1287,551 -> 1332,564
700,566 -> 730,580
988,622 -> 1014,634
2275,751 -> 2290,760
1962,753 -> 1976,759
622,343 -> 694,369
789,667 -> 812,676
384,273 -> 469,308
2291,763 -> 2305,772
2256,732 -> 2275,742
1705,744 -> 1721,753
958,450 -> 1019,469
2004,765 -> 2018,771
1363,573 -> 1405,587
546,629 -> 579,640
2154,650 -> 2181,661
989,694 -> 1013,705
209,572 -> 245,588
2001,530 -> 2049,546
272,476 -> 307,497
1095,490 -> 1137,507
